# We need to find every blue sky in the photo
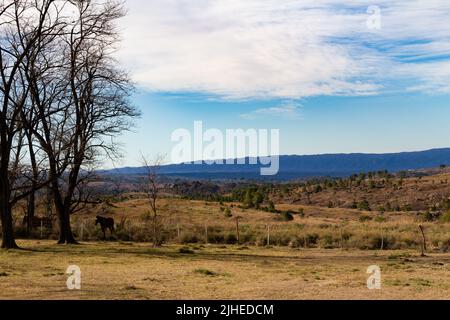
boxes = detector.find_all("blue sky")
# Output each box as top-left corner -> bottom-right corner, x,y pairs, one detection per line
115,90 -> 450,167
110,1 -> 450,167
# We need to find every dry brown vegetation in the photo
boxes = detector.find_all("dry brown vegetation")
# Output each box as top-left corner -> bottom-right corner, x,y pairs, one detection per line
1,241 -> 450,300
273,170 -> 450,212
9,171 -> 450,252
2,170 -> 450,300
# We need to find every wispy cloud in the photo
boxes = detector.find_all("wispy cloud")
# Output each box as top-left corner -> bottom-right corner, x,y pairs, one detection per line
119,0 -> 450,99
240,102 -> 302,120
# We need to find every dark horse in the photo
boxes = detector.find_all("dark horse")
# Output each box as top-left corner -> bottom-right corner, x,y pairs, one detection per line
95,216 -> 115,239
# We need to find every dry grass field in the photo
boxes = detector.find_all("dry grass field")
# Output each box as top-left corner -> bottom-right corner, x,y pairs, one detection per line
63,196 -> 450,251
1,240 -> 450,300
3,172 -> 450,300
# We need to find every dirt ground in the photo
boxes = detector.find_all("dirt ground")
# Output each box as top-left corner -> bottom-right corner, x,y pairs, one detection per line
1,240 -> 450,300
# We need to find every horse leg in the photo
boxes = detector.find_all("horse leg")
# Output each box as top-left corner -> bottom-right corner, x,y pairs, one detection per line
111,225 -> 115,234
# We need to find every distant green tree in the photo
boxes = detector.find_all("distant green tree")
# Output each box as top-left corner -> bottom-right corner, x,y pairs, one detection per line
243,190 -> 254,208
358,200 -> 371,211
442,198 -> 450,211
267,201 -> 276,213
253,192 -> 264,209
224,208 -> 233,218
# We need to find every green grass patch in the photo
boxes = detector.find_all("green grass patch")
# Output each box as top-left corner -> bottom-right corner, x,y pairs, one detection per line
178,247 -> 195,254
194,268 -> 217,276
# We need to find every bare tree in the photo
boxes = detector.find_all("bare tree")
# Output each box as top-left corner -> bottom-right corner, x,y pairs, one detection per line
0,0 -> 64,249
21,100 -> 46,234
25,0 -> 139,244
142,155 -> 165,247
0,0 -> 138,248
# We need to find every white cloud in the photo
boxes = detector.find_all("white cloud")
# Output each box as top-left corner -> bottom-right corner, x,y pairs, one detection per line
118,0 -> 450,99
240,102 -> 302,120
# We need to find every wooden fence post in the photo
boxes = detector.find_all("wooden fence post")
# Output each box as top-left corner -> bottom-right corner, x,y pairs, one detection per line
419,225 -> 427,257
235,217 -> 240,245
267,225 -> 270,246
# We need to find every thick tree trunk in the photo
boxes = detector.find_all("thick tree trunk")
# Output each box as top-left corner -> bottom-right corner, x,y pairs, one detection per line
55,203 -> 77,245
49,167 -> 78,245
1,212 -> 18,249
0,185 -> 18,249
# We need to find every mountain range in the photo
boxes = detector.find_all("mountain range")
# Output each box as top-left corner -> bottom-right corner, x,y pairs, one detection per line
101,148 -> 450,181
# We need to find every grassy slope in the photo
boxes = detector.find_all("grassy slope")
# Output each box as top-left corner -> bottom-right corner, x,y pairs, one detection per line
66,196 -> 450,250
274,171 -> 450,211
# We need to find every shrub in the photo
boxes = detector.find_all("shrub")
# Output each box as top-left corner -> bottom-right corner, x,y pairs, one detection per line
341,231 -> 353,242
422,211 -> 441,222
368,235 -> 384,250
180,232 -> 199,244
358,200 -> 371,211
297,208 -> 305,217
403,204 -> 413,212
224,208 -> 232,218
277,211 -> 294,222
267,201 -> 276,213
364,234 -> 397,250
194,269 -> 217,276
289,237 -> 303,248
319,234 -> 336,249
224,233 -> 237,244
179,247 -> 195,254
207,232 -> 225,244
115,226 -> 133,242
267,233 -> 290,246
255,235 -> 268,247
440,211 -> 450,223
374,216 -> 387,223
440,239 -> 450,252
239,232 -> 255,244
359,215 -> 373,223
305,233 -> 320,247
